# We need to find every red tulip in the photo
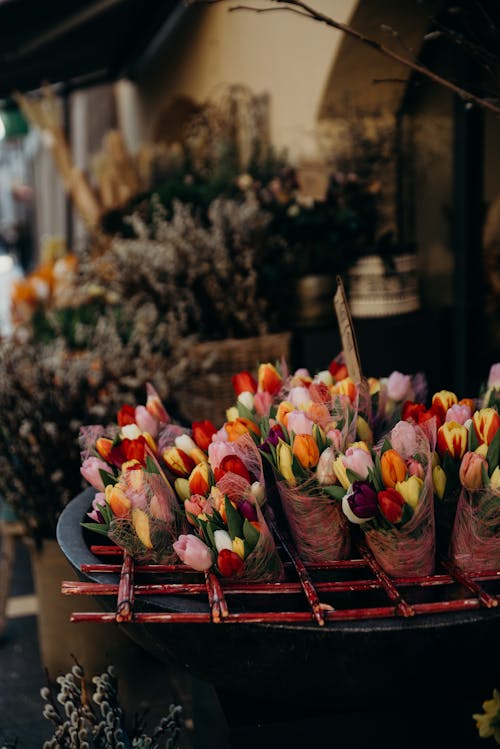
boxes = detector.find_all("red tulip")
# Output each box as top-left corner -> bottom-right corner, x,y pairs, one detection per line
217,548 -> 245,577
431,390 -> 458,426
162,447 -> 196,477
117,404 -> 136,427
257,362 -> 282,396
188,462 -> 213,497
472,408 -> 500,446
377,488 -> 405,523
122,436 -> 147,465
191,420 -> 217,452
214,455 -> 251,483
437,421 -> 468,460
232,370 -> 258,396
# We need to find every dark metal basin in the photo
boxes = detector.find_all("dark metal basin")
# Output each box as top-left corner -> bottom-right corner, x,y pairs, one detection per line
57,489 -> 500,746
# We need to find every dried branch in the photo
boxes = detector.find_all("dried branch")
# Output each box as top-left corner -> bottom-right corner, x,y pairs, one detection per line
196,0 -> 500,117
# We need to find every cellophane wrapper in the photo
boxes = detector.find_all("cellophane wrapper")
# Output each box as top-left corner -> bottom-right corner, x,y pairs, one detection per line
450,486 -> 500,572
108,468 -> 188,564
364,426 -> 436,577
213,471 -> 284,582
277,478 -> 351,563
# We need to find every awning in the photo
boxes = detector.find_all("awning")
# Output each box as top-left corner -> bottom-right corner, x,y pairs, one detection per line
0,0 -> 187,102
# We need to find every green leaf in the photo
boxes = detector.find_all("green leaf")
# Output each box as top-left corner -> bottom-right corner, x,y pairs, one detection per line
237,401 -> 256,422
98,469 -> 116,488
368,465 -> 384,493
243,518 -> 260,550
81,522 -> 110,538
486,428 -> 500,475
468,424 -> 480,452
482,463 -> 490,487
346,468 -> 363,485
322,485 -> 347,500
196,517 -> 211,547
225,496 -> 244,540
145,455 -> 160,474
380,438 -> 392,456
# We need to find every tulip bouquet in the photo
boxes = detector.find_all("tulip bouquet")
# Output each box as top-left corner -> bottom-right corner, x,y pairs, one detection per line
449,406 -> 500,571
334,420 -> 435,577
174,465 -> 284,581
79,384 -> 188,563
258,380 -> 356,563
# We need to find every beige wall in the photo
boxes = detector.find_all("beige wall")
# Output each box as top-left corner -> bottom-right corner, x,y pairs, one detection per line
121,1 -> 357,161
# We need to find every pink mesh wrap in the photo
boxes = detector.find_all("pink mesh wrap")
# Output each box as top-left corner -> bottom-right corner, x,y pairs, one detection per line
450,487 -> 500,572
108,467 -> 188,564
208,489 -> 284,582
277,479 -> 351,563
208,432 -> 265,486
364,424 -> 435,577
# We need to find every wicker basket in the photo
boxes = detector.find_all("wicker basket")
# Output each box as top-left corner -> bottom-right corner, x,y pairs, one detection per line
175,331 -> 292,426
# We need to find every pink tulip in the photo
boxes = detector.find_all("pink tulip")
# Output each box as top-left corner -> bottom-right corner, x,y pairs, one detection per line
87,492 -> 106,522
459,451 -> 488,491
342,446 -> 374,479
326,428 -> 343,451
287,410 -> 314,435
316,447 -> 337,485
288,386 -> 311,408
406,458 -> 425,480
135,405 -> 159,438
386,371 -> 414,402
390,420 -> 418,460
488,363 -> 500,389
80,456 -> 111,491
253,390 -> 273,417
173,534 -> 213,571
184,495 -> 212,525
445,404 -> 471,425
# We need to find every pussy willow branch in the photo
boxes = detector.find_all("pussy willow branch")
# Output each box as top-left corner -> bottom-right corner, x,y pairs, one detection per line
195,0 -> 500,117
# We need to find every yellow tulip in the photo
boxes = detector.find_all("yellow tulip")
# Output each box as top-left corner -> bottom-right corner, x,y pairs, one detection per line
232,537 -> 245,560
432,465 -> 447,499
490,466 -> 500,490
395,475 -> 423,510
333,456 -> 351,490
276,439 -> 296,486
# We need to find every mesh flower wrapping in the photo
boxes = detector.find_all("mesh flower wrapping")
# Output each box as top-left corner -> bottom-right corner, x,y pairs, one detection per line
450,486 -> 500,572
106,465 -> 188,564
277,478 -> 351,563
361,425 -> 436,577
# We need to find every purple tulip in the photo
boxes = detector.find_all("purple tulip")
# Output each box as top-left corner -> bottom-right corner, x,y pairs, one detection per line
342,481 -> 377,524
259,423 -> 285,454
239,499 -> 258,522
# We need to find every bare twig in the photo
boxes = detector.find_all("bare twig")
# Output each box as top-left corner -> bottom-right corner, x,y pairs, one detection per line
196,0 -> 500,117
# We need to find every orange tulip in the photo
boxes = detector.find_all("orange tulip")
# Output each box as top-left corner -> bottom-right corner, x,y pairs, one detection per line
188,462 -> 213,497
437,421 -> 468,460
96,437 -> 114,462
380,449 -> 407,489
472,408 -> 500,446
225,417 -> 261,441
106,484 -> 131,518
292,433 -> 320,470
331,377 -> 357,404
257,362 -> 282,396
276,400 -> 294,428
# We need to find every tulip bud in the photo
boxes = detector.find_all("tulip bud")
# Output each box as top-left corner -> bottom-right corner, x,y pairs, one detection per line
232,370 -> 258,396
239,499 -> 258,521
289,386 -> 312,409
254,391 -> 273,417
437,421 -> 468,460
459,451 -> 488,491
250,481 -> 265,507
333,456 -> 351,490
238,391 -> 255,411
96,437 -> 114,462
173,534 -> 213,571
386,371 -> 414,402
292,433 -> 320,470
287,410 -> 314,436
225,417 -> 261,442
316,446 -> 337,485
117,404 -> 136,427
106,484 -> 131,518
145,383 -> 169,424
276,439 -> 296,486
135,405 -> 159,438
315,370 -> 333,386
356,416 -> 373,446
380,449 -> 408,489
217,548 -> 245,577
226,406 -> 239,422
276,400 -> 294,427
406,458 -> 425,480
188,462 -> 213,497
343,446 -> 374,480
174,477 -> 191,502
332,377 -> 357,403
432,390 -> 458,424
432,465 -> 447,499
214,529 -> 233,553
490,466 -> 500,490
342,481 -> 377,524
214,455 -> 251,483
175,434 -> 198,455
395,475 -> 423,510
258,362 -> 282,396
232,536 -> 245,560
473,408 -> 500,446
326,427 -> 343,451
162,446 -> 195,477
377,488 -> 405,523
445,404 -> 471,426
80,456 -> 111,492
191,420 -> 217,453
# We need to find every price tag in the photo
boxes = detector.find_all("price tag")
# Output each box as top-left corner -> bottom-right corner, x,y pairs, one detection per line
333,276 -> 363,384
